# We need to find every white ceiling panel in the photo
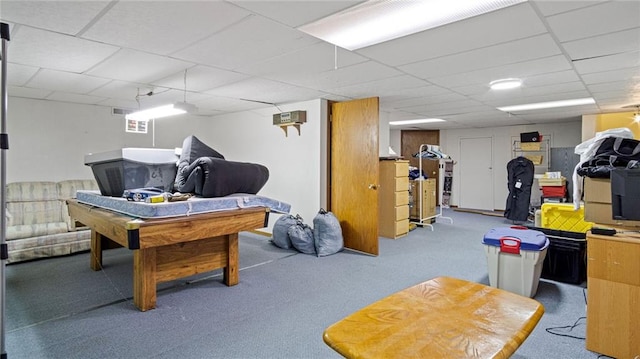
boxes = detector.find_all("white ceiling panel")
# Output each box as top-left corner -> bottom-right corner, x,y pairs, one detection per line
7,86 -> 53,100
230,1 -> 364,27
328,75 -> 428,98
27,69 -> 111,94
428,55 -> 573,88
151,65 -> 250,92
205,77 -> 327,105
281,61 -> 401,90
173,14 -> 319,71
561,27 -> 640,61
399,34 -> 562,79
6,63 -> 39,86
46,92 -> 107,105
236,42 -> 367,79
10,26 -> 120,73
3,1 -> 639,130
357,3 -> 547,66
88,80 -> 154,101
581,67 -> 640,85
545,1 -> 640,42
86,49 -> 193,83
0,1 -> 111,35
82,1 -> 251,55
573,51 -> 640,75
532,0 -> 607,16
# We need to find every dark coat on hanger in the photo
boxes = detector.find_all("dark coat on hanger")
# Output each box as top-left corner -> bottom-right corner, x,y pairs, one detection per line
504,156 -> 535,222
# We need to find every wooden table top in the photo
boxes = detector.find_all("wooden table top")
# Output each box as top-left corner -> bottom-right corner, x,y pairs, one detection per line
323,276 -> 544,359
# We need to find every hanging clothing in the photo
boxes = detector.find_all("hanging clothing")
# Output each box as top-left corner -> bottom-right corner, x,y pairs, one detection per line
504,156 -> 535,222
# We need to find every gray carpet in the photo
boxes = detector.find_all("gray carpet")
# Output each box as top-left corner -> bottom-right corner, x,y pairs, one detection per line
5,209 -> 599,358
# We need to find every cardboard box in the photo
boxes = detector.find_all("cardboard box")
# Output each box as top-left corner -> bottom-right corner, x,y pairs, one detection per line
583,177 -> 611,203
583,177 -> 640,227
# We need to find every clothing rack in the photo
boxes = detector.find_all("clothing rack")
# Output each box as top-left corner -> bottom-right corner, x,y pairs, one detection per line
411,144 -> 453,231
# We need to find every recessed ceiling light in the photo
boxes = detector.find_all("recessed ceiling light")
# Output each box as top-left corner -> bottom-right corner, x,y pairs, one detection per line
389,118 -> 445,126
298,0 -> 526,51
489,78 -> 522,90
497,98 -> 595,112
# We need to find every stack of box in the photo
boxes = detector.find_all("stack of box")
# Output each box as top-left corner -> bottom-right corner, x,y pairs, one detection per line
539,172 -> 566,199
583,177 -> 640,227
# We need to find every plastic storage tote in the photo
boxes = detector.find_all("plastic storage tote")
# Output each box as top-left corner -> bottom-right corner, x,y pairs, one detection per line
483,226 -> 549,297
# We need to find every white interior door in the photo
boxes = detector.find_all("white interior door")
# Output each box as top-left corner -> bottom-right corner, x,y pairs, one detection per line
459,137 -> 494,210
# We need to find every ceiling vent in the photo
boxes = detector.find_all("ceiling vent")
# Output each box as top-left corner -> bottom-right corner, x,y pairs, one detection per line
112,107 -> 134,116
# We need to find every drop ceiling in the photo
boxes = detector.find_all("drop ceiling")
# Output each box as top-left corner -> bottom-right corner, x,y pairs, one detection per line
1,0 -> 639,129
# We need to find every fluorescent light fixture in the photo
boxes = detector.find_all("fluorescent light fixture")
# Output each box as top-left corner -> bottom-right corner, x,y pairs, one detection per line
490,78 -> 522,90
298,0 -> 526,50
389,118 -> 445,126
497,98 -> 596,112
125,102 -> 197,121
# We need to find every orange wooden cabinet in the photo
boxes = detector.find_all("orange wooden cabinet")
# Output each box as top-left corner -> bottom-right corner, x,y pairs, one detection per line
378,159 -> 409,239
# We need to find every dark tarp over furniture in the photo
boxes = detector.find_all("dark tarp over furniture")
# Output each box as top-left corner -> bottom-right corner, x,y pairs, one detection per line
174,135 -> 269,198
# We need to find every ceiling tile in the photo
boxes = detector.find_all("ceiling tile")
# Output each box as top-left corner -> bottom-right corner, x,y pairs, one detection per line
281,61 -> 401,90
236,42 -> 367,79
230,1 -> 364,28
173,14 -> 319,70
573,51 -> 640,75
46,92 -> 107,105
0,1 -> 111,35
545,1 -> 640,42
27,69 -> 111,94
7,63 -> 39,86
88,80 -> 154,101
400,34 -> 562,79
205,77 -> 327,105
532,0 -> 607,16
82,1 -> 251,55
562,27 -> 640,60
151,65 -> 250,92
10,26 -> 120,73
7,86 -> 52,100
356,3 -> 547,66
328,75 -> 428,98
428,55 -> 573,88
86,49 -> 193,83
582,67 -> 640,85
472,81 -> 587,105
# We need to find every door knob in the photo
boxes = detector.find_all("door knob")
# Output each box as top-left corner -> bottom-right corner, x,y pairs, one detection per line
369,184 -> 378,190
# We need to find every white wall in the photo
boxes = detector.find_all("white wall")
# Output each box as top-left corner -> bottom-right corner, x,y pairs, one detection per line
440,121 -> 582,210
187,99 -> 326,230
6,96 -> 326,233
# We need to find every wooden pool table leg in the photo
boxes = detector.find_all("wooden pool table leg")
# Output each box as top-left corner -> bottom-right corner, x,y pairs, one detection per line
133,247 -> 157,311
224,233 -> 239,286
90,230 -> 103,271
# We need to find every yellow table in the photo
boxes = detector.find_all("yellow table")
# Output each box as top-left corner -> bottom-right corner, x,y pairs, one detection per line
67,199 -> 269,311
323,276 -> 544,359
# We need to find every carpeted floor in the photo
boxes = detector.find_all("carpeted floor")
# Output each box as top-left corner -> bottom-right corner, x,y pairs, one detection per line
5,208 -> 599,358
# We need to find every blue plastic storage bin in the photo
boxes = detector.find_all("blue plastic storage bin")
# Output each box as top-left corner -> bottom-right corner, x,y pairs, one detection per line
483,226 -> 549,297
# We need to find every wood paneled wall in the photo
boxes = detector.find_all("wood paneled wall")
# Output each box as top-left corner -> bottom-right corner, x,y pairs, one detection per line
401,130 -> 440,190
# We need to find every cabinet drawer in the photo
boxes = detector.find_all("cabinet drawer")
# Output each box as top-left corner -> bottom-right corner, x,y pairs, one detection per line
395,205 -> 409,220
394,161 -> 409,177
394,176 -> 409,192
395,191 -> 409,206
394,219 -> 409,236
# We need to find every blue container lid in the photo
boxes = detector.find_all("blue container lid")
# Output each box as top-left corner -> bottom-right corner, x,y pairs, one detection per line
483,226 -> 549,251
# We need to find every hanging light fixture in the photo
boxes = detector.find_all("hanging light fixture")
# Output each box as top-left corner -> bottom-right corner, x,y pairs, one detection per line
125,69 -> 197,122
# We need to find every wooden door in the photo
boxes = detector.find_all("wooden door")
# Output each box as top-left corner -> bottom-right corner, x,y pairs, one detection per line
330,97 -> 379,255
459,137 -> 494,210
401,130 -> 440,194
